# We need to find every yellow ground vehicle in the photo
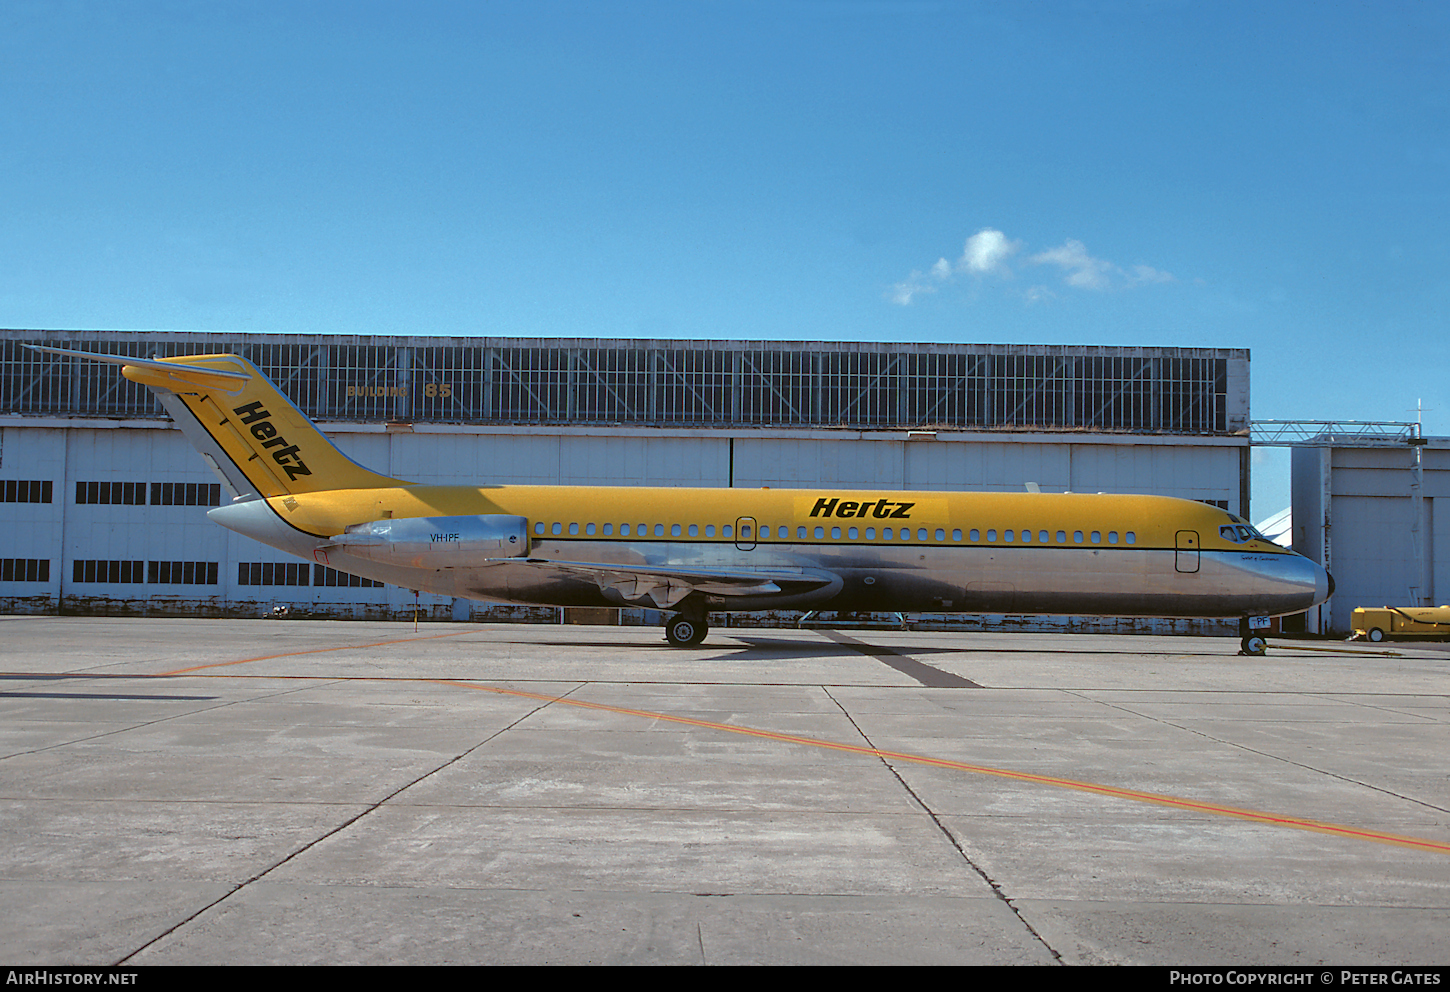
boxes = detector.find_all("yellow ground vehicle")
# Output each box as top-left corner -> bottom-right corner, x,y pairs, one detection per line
1351,606 -> 1450,642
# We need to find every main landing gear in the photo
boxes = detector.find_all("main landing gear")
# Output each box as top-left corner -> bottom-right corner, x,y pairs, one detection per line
1238,617 -> 1267,656
664,612 -> 709,647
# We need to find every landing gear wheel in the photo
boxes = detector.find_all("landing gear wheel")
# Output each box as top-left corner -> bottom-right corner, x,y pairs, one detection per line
1368,627 -> 1385,643
664,615 -> 708,647
1240,635 -> 1267,656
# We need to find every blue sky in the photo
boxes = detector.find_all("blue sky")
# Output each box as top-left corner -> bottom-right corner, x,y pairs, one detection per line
2,1 -> 1446,512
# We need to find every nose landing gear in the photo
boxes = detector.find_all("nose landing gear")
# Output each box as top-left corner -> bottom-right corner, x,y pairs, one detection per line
1238,617 -> 1267,656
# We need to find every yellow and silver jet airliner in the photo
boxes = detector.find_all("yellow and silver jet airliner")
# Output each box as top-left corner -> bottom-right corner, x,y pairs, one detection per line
34,347 -> 1332,654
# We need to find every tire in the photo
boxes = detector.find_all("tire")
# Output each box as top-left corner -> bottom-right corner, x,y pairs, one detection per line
665,616 -> 707,647
1241,635 -> 1267,656
1368,627 -> 1385,642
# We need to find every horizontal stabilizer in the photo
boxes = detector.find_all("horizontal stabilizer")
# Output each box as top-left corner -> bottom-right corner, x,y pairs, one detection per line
25,345 -> 252,394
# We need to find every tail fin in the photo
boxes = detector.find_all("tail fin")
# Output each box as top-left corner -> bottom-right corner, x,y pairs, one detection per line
27,346 -> 407,499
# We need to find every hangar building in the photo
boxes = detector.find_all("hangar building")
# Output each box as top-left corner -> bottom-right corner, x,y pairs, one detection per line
2,330 -> 1251,631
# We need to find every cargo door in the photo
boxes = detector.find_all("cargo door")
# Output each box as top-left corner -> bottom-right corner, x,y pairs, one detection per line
1175,530 -> 1200,573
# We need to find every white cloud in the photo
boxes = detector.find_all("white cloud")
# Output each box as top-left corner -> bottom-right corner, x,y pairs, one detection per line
1030,239 -> 1114,290
958,228 -> 1020,275
889,228 -> 1174,304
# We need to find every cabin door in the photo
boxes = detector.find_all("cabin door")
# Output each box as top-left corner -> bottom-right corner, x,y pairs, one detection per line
1175,530 -> 1200,573
735,516 -> 757,551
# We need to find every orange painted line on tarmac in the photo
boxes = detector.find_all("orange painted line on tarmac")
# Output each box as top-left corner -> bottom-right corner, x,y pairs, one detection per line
430,678 -> 1450,858
156,630 -> 477,676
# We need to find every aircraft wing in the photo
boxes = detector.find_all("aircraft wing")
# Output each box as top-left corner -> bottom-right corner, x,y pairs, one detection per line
497,558 -> 842,609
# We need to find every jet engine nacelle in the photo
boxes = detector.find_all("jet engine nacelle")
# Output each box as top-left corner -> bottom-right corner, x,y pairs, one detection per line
329,514 -> 529,568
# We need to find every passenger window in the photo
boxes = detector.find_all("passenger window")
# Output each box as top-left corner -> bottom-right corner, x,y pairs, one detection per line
586,523 -> 596,535
797,526 -> 806,539
534,522 -> 544,535
1020,530 -> 1031,544
952,529 -> 962,541
637,523 -> 646,536
620,523 -> 631,536
987,529 -> 996,542
1108,531 -> 1118,544
569,523 -> 579,535
865,527 -> 875,539
603,523 -> 613,536
671,524 -> 681,536
1073,530 -> 1083,543
1039,530 -> 1049,543
848,527 -> 858,539
970,529 -> 980,541
552,522 -> 562,535
1126,532 -> 1136,544
759,525 -> 769,538
918,528 -> 928,541
1056,531 -> 1066,543
1090,531 -> 1100,543
814,526 -> 824,539
742,525 -> 752,538
706,524 -> 715,537
688,523 -> 698,537
934,528 -> 945,541
1004,530 -> 1014,542
654,524 -> 665,537
831,526 -> 841,539
723,525 -> 732,538
882,527 -> 893,540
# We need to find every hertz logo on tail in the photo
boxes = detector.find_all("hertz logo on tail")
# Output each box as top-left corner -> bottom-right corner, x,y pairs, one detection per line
233,401 -> 313,481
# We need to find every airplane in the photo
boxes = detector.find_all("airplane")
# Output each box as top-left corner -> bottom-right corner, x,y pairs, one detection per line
29,346 -> 1333,655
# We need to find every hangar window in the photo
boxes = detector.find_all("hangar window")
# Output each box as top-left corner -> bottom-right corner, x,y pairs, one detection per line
76,481 -> 146,505
315,565 -> 385,588
149,561 -> 218,585
72,560 -> 145,584
1,559 -> 49,582
238,562 -> 304,586
2,480 -> 52,503
152,482 -> 222,507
